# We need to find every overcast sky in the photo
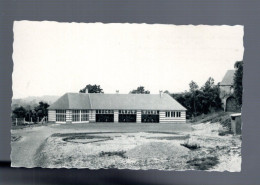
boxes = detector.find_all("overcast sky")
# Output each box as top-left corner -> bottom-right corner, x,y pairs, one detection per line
12,21 -> 244,99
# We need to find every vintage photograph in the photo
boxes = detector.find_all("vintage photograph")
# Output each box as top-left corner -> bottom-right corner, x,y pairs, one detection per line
11,21 -> 244,171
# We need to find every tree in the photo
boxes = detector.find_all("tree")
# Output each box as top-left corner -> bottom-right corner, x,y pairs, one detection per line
233,61 -> 243,106
129,86 -> 150,94
189,81 -> 199,116
13,106 -> 27,118
201,77 -> 222,114
171,92 -> 193,119
34,101 -> 50,120
79,84 -> 104,93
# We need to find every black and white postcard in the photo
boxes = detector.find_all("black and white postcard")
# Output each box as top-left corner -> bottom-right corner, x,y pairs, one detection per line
11,21 -> 244,171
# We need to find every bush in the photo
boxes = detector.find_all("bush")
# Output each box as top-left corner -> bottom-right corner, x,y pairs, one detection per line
218,129 -> 232,136
99,151 -> 127,158
187,156 -> 219,170
181,142 -> 200,150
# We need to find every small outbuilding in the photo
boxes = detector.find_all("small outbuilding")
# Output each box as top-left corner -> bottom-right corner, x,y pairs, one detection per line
230,113 -> 242,135
48,92 -> 187,124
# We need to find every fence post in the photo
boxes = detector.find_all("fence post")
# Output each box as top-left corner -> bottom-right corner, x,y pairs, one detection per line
16,118 -> 17,126
24,118 -> 25,124
37,117 -> 39,123
31,117 -> 32,123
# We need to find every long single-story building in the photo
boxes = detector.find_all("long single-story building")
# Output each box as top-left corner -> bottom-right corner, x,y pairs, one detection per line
48,92 -> 187,124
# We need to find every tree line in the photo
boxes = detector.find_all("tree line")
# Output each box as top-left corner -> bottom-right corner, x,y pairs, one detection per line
79,84 -> 150,94
170,78 -> 222,119
79,81 -> 222,119
12,101 -> 49,122
12,61 -> 243,121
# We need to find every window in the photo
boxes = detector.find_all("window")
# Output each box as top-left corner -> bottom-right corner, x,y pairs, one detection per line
96,110 -> 114,114
119,110 -> 137,114
176,112 -> 181,117
142,110 -> 159,115
72,110 -> 80,122
81,110 -> 89,121
56,110 -> 66,122
165,111 -> 170,117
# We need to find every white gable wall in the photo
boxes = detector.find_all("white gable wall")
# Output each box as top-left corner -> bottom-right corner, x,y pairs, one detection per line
159,111 -> 186,123
48,110 -> 56,122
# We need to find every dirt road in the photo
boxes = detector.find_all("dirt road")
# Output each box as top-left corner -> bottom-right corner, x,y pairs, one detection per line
11,126 -> 54,167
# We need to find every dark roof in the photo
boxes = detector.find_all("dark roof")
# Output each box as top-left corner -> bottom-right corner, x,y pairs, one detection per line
219,70 -> 235,86
48,93 -> 186,111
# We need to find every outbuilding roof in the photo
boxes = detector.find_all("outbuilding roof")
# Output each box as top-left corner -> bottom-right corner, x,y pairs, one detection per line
48,93 -> 187,111
219,70 -> 235,86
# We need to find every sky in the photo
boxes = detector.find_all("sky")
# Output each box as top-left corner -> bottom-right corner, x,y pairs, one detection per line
12,21 -> 244,99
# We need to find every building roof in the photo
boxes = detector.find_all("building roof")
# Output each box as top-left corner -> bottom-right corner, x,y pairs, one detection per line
219,70 -> 235,86
48,93 -> 187,111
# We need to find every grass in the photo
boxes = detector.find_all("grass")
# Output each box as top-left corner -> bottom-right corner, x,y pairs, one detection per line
189,111 -> 235,132
148,135 -> 190,140
187,156 -> 219,170
99,151 -> 127,159
11,122 -> 53,130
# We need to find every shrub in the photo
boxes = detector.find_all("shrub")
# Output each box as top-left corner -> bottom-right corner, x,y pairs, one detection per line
181,142 -> 200,150
187,156 -> 219,170
218,129 -> 232,136
99,151 -> 127,158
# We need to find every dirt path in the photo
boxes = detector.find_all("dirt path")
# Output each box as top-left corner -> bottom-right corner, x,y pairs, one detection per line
11,126 -> 54,167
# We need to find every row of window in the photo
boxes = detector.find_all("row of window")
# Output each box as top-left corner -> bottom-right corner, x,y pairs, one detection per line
72,110 -> 89,122
55,110 -> 182,121
56,110 -> 66,122
56,110 -> 89,122
119,110 -> 137,114
141,110 -> 159,115
165,111 -> 182,118
96,110 -> 114,114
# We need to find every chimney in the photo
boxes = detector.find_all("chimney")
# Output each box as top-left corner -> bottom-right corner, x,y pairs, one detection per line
159,90 -> 163,97
85,88 -> 89,94
116,90 -> 119,94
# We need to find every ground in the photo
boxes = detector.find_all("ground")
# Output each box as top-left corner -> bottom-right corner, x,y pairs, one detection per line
11,122 -> 241,171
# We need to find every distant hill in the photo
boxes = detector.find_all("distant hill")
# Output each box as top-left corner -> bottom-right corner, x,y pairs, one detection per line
12,95 -> 59,110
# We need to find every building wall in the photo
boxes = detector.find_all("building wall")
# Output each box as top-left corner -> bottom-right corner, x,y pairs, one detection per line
48,110 -> 56,122
66,110 -> 72,123
219,85 -> 233,98
219,85 -> 236,111
49,109 -> 186,123
89,110 -> 96,122
136,110 -> 141,123
159,111 -> 186,123
114,110 -> 119,123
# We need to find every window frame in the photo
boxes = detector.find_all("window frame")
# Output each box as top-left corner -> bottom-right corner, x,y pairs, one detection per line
56,109 -> 66,122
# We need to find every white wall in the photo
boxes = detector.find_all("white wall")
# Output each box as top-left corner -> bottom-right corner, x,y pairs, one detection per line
89,110 -> 96,122
114,110 -> 119,123
159,111 -> 186,123
48,110 -> 56,122
136,110 -> 141,123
